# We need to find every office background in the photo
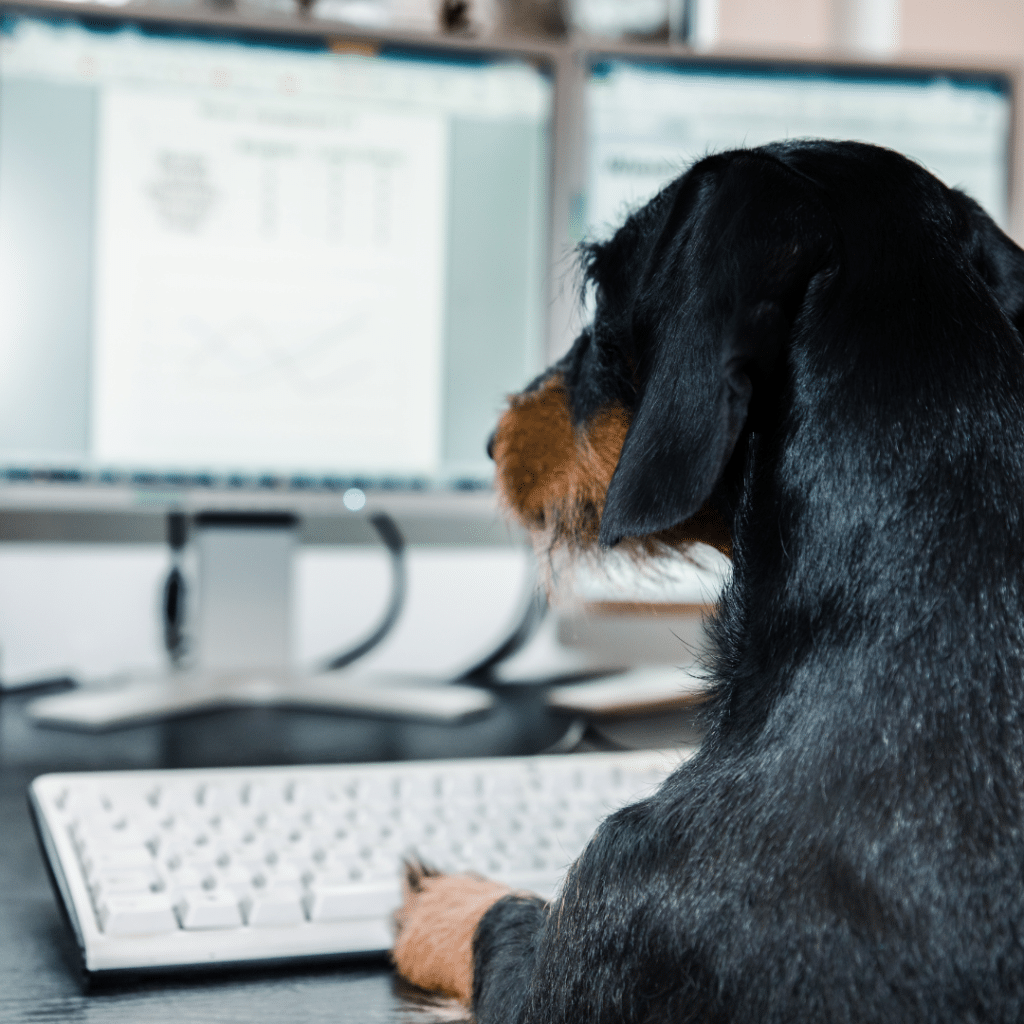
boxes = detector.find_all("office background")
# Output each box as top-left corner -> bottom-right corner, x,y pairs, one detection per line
1,0 -> 1019,693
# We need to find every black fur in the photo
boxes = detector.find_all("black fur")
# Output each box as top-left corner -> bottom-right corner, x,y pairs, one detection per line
477,140 -> 1024,1023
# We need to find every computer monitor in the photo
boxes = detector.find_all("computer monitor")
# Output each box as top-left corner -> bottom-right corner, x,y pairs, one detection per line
0,2 -> 556,723
574,48 -> 1014,280
0,3 -> 554,498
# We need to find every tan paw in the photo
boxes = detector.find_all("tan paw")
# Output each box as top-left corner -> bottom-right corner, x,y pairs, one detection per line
392,860 -> 512,1005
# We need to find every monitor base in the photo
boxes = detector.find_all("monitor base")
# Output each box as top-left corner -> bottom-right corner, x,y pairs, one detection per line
24,670 -> 494,731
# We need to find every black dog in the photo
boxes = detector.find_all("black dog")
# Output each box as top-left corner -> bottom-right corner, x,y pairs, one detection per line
393,140 -> 1024,1023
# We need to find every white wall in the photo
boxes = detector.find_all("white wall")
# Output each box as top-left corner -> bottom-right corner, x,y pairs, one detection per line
0,544 -> 532,686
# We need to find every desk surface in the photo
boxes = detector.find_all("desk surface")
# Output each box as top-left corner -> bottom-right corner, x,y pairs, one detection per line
0,684 -> 691,1024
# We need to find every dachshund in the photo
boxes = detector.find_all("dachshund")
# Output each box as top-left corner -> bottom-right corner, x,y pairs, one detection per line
392,139 -> 1024,1023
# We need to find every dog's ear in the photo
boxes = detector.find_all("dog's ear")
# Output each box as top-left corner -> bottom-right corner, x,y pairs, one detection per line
960,192 -> 1024,338
599,153 -> 833,547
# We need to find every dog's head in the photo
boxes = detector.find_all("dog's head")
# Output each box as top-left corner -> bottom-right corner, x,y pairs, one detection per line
489,140 -> 1024,560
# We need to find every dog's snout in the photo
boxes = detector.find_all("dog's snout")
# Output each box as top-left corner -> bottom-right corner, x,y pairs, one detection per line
486,430 -> 496,461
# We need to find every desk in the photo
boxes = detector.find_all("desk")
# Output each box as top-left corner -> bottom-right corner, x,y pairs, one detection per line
0,685 -> 580,1024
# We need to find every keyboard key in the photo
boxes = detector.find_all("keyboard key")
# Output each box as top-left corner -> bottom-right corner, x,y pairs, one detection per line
81,846 -> 156,878
89,867 -> 163,899
304,882 -> 401,921
162,861 -> 206,891
242,884 -> 305,926
175,890 -> 244,930
72,819 -> 151,852
98,894 -> 178,935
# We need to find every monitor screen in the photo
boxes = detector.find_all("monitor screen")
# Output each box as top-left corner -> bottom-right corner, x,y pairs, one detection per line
584,55 -> 1012,241
0,10 -> 554,495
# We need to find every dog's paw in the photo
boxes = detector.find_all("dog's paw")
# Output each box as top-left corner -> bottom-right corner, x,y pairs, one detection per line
392,858 -> 512,1005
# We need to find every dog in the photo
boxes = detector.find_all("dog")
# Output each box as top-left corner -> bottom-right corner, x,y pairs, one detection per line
392,139 -> 1024,1023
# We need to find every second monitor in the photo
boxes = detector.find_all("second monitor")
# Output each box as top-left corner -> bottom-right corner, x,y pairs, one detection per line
579,50 -> 1012,247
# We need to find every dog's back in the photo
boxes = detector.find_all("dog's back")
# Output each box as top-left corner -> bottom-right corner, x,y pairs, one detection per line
533,143 -> 1024,1022
649,142 -> 1024,1022
654,143 -> 1024,1022
399,141 -> 1024,1023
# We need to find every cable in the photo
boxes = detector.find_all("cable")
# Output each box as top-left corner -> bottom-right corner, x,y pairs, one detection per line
456,554 -> 548,682
321,511 -> 407,672
319,517 -> 546,681
162,512 -> 188,666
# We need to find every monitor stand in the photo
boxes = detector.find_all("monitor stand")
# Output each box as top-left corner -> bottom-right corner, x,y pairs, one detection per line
25,513 -> 519,730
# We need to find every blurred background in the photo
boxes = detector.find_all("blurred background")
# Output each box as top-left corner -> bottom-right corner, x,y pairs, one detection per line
0,0 -> 1018,710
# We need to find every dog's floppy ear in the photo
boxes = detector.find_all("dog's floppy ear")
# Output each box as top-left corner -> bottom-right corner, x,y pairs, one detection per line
599,153 -> 833,547
960,192 -> 1024,338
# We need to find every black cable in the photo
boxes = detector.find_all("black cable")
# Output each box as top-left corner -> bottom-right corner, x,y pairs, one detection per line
456,557 -> 548,682
160,506 -> 536,678
162,512 -> 188,666
321,512 -> 407,672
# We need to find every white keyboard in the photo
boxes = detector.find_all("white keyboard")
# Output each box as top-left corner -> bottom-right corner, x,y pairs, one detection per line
29,750 -> 688,975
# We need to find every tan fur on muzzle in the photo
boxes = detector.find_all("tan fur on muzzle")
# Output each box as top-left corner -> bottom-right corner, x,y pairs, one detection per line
490,374 -> 732,558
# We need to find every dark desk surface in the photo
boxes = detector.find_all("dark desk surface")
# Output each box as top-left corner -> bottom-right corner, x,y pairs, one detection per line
0,684 -> 690,1024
